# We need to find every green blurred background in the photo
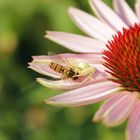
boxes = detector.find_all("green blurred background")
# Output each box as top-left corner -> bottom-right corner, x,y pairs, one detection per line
0,0 -> 134,140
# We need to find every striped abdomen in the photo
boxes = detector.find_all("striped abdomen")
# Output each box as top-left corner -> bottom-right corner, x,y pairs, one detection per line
49,62 -> 68,75
49,62 -> 78,79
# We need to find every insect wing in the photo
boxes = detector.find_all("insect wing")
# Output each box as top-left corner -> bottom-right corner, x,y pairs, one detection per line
47,51 -> 66,65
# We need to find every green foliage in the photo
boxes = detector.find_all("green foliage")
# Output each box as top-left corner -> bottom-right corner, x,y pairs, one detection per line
0,0 -> 132,140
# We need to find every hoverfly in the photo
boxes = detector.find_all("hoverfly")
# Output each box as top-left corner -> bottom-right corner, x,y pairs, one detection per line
49,61 -> 79,80
48,52 -> 96,81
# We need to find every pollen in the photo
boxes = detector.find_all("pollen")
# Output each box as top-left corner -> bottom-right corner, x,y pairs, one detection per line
103,24 -> 140,92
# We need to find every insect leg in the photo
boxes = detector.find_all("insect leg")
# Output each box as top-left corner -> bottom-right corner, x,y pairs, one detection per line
78,71 -> 94,84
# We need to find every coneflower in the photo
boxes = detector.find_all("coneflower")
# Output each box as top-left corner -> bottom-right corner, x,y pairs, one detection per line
29,0 -> 140,140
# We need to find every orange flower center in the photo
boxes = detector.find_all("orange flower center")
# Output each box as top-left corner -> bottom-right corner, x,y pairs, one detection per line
103,24 -> 140,92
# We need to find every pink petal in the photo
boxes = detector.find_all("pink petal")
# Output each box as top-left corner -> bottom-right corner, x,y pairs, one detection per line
94,92 -> 138,127
113,0 -> 139,26
93,92 -> 126,122
33,53 -> 104,65
45,81 -> 120,107
92,64 -> 108,72
28,62 -> 61,78
37,78 -> 78,90
126,100 -> 140,140
32,53 -> 104,64
135,0 -> 140,21
68,7 -> 115,42
89,0 -> 128,31
29,54 -> 108,80
33,55 -> 107,72
37,77 -> 109,90
46,32 -> 106,53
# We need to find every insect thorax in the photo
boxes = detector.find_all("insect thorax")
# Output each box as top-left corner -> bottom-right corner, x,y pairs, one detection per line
67,68 -> 77,77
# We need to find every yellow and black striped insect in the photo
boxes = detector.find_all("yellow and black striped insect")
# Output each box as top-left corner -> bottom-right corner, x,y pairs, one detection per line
48,52 -> 96,81
49,62 -> 79,80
